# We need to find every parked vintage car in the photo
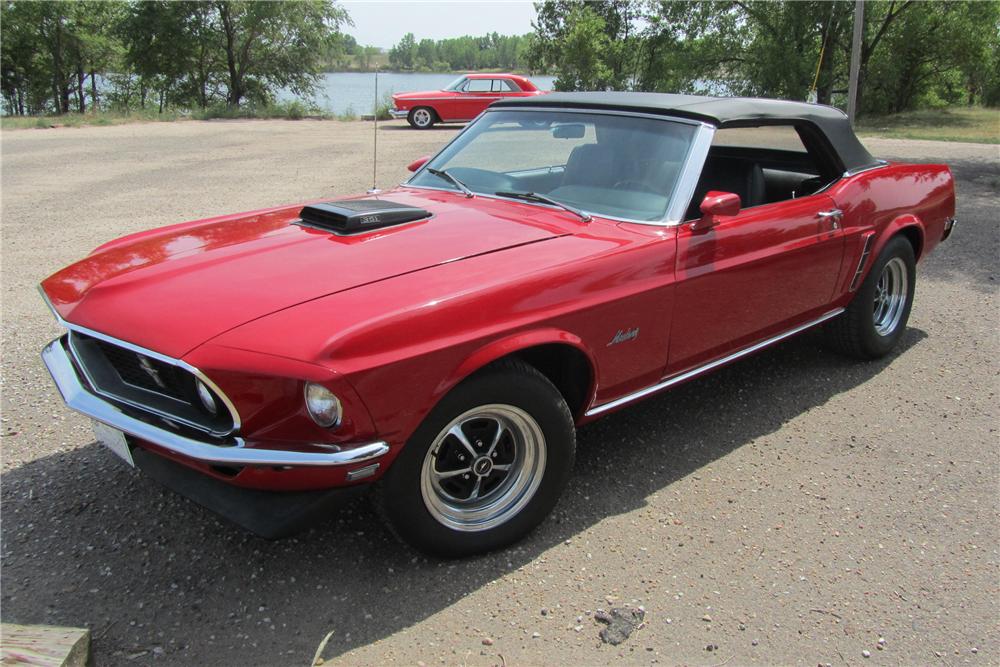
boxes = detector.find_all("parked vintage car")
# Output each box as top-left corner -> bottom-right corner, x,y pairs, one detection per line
40,93 -> 956,556
389,72 -> 545,129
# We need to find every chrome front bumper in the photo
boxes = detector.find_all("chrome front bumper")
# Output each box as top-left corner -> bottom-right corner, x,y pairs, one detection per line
42,338 -> 389,467
388,107 -> 409,119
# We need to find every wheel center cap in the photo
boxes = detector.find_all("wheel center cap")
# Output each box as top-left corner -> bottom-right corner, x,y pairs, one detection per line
473,456 -> 493,476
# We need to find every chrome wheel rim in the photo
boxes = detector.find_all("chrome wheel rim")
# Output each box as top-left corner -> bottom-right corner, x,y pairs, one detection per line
413,109 -> 431,127
420,404 -> 546,532
873,257 -> 908,336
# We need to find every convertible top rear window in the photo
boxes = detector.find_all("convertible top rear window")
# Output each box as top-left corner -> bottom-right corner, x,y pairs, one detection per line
409,110 -> 698,222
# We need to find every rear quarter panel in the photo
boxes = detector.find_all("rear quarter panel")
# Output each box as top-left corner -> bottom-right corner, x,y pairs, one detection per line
826,162 -> 954,298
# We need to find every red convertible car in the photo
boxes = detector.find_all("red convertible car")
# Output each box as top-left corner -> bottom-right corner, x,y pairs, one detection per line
389,72 -> 545,129
40,93 -> 955,556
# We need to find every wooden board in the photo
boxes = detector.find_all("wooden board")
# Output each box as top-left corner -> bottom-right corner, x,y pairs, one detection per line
0,624 -> 90,667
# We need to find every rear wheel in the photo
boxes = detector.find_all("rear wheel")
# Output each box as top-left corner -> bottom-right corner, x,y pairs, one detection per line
378,360 -> 575,557
825,235 -> 916,359
407,107 -> 436,129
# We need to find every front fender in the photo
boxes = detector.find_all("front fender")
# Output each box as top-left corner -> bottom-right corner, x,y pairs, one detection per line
445,326 -> 599,407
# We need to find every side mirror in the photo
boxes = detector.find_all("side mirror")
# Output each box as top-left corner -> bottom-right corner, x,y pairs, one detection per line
407,155 -> 430,173
693,191 -> 741,230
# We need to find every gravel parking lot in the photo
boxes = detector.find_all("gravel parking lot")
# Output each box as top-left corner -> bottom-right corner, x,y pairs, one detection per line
1,119 -> 997,666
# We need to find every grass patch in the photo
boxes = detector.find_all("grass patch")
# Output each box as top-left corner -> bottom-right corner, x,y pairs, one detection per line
1,101 -> 342,130
857,106 -> 999,144
1,108 -> 183,129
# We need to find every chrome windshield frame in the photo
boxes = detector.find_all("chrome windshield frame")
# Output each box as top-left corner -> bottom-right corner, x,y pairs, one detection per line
402,107 -> 717,227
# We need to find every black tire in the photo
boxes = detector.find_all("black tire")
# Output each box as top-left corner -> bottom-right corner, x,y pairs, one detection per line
407,107 -> 436,129
378,359 -> 575,557
825,235 -> 916,359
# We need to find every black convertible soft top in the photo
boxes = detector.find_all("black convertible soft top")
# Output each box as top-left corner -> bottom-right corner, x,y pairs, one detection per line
491,92 -> 878,173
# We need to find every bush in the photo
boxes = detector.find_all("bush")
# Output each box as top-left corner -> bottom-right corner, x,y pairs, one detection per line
374,91 -> 394,121
337,104 -> 358,121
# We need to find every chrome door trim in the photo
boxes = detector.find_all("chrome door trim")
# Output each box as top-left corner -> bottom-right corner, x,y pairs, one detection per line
585,308 -> 845,417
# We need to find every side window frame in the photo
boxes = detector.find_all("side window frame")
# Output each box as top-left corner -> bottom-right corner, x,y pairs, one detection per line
699,122 -> 842,209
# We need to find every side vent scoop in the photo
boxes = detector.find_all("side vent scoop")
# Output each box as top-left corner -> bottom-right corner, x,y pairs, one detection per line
298,200 -> 431,235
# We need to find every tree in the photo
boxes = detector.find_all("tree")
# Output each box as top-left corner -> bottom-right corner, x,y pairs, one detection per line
416,39 -> 436,69
389,32 -> 417,69
530,0 -> 642,90
862,1 -> 1000,113
215,1 -> 350,107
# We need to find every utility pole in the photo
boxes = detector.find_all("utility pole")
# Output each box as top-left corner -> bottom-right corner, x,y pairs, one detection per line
847,0 -> 864,124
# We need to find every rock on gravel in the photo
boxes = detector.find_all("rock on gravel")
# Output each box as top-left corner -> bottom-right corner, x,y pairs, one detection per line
595,608 -> 645,645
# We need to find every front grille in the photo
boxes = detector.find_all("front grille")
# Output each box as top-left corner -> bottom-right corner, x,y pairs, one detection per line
67,332 -> 235,436
94,339 -> 189,398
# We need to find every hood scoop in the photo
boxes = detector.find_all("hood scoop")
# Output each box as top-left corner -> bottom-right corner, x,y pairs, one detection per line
298,199 -> 431,235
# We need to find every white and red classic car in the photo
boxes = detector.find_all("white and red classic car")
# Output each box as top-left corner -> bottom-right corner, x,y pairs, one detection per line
389,72 -> 545,128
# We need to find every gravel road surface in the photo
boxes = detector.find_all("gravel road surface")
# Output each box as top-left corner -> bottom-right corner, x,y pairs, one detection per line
2,120 -> 997,666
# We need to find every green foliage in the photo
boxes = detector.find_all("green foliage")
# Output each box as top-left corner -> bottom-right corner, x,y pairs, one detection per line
856,106 -> 1000,144
374,91 -> 394,120
530,0 -> 1000,117
387,32 -> 538,72
336,104 -> 357,121
1,0 -> 351,115
530,0 -> 641,90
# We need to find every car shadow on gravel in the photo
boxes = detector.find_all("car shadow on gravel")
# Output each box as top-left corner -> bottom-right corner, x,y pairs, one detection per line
0,327 -> 927,666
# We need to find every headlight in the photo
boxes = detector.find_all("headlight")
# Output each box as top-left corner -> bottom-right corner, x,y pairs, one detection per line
196,380 -> 218,415
304,382 -> 342,427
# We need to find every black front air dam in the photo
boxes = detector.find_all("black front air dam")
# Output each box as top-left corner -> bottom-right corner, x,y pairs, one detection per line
133,449 -> 368,539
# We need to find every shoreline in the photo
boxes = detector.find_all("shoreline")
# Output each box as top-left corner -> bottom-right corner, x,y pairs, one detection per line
3,109 -> 996,145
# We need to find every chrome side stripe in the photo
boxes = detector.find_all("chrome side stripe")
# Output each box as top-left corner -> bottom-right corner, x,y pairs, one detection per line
585,308 -> 845,417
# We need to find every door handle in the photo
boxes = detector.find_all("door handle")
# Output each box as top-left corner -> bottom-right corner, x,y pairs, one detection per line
817,209 -> 843,229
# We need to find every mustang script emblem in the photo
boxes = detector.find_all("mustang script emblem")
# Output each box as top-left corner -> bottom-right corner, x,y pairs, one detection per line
137,354 -> 168,390
607,327 -> 639,346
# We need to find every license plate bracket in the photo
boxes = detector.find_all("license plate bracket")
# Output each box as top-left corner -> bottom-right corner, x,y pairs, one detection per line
93,420 -> 135,468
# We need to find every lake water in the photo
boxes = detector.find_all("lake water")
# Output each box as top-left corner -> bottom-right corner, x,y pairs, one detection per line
280,72 -> 558,115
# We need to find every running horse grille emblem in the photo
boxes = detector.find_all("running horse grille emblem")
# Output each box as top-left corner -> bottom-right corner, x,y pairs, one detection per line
137,354 -> 169,390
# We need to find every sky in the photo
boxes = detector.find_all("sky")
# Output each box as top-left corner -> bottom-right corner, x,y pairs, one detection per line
340,1 -> 539,49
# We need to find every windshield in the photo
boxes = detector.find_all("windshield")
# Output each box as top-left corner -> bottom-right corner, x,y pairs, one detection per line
444,76 -> 467,91
408,110 -> 697,222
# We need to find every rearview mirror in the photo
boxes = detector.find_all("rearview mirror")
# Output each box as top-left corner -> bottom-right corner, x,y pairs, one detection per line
407,155 -> 430,172
551,123 -> 585,139
693,191 -> 741,230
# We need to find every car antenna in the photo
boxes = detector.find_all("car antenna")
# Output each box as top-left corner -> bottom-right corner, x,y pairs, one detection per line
367,67 -> 381,195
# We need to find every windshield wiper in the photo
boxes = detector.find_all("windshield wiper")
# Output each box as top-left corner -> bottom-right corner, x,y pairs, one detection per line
495,190 -> 592,222
427,168 -> 473,198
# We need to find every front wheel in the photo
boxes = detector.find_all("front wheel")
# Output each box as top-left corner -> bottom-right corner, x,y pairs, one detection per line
407,107 -> 436,129
378,360 -> 575,557
825,235 -> 916,359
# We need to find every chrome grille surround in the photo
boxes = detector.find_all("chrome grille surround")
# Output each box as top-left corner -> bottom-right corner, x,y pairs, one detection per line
40,290 -> 240,437
66,331 -> 237,437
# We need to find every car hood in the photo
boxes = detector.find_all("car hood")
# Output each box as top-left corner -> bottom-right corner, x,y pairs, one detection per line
393,90 -> 452,100
42,188 -> 572,358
